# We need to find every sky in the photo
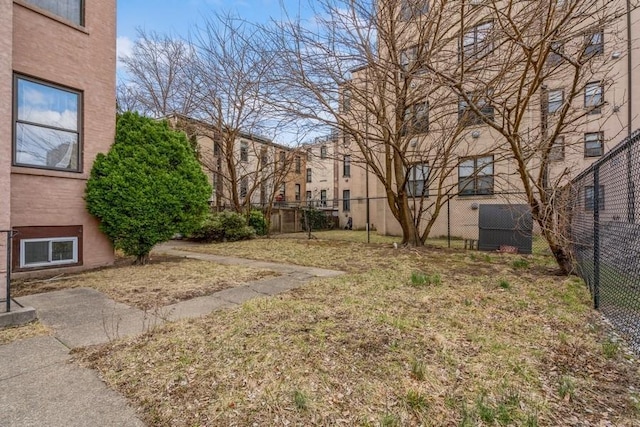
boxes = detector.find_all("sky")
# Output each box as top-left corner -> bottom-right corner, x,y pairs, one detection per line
117,0 -> 310,61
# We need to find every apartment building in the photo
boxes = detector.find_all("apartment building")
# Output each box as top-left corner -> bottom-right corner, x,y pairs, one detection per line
336,0 -> 640,240
167,114 -> 307,211
303,132 -> 340,210
0,0 -> 116,293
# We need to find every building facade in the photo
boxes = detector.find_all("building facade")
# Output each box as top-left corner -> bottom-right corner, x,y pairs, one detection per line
1,0 -> 116,291
168,114 -> 307,212
335,0 -> 640,240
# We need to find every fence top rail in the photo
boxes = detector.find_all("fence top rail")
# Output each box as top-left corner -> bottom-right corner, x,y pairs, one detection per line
572,129 -> 640,183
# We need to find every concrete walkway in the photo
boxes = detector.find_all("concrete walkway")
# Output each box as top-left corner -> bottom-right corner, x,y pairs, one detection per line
1,243 -> 344,426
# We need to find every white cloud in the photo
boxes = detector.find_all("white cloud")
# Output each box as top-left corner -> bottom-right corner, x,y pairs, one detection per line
116,36 -> 134,69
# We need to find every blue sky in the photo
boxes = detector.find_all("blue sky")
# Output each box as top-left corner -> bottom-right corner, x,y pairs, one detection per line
117,0 -> 309,59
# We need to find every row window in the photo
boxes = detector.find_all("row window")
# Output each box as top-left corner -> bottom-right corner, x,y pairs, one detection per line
402,102 -> 429,135
407,163 -> 430,197
343,155 -> 351,177
343,190 -> 351,211
400,0 -> 429,20
458,155 -> 494,196
14,75 -> 82,172
25,0 -> 84,26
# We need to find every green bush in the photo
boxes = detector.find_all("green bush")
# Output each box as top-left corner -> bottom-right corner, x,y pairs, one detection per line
190,211 -> 255,242
301,208 -> 333,230
85,112 -> 211,264
248,210 -> 268,236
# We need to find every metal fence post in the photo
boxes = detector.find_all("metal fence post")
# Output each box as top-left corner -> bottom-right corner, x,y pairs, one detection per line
593,166 -> 600,310
5,231 -> 11,313
447,198 -> 451,248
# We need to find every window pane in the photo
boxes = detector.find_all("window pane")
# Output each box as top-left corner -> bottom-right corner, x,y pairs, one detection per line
24,241 -> 49,265
458,177 -> 475,194
476,176 -> 494,194
16,123 -> 79,169
17,79 -> 78,131
478,156 -> 493,175
459,159 -> 475,177
25,0 -> 82,25
52,240 -> 74,261
548,90 -> 563,113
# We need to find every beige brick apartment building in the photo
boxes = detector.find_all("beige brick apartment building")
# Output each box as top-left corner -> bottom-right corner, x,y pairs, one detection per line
167,114 -> 307,212
334,0 -> 640,240
1,0 -> 116,295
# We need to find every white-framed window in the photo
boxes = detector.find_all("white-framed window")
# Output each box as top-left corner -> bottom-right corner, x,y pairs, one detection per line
14,75 -> 82,172
548,89 -> 564,114
462,22 -> 493,60
407,163 -> 430,197
585,82 -> 603,114
24,0 -> 84,26
458,155 -> 494,196
295,184 -> 301,201
20,237 -> 78,268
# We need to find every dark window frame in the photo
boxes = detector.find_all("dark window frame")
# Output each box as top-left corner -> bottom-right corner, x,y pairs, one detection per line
585,185 -> 605,211
548,88 -> 564,114
13,74 -> 83,172
400,0 -> 429,21
458,91 -> 494,126
306,168 -> 312,183
240,141 -> 249,162
461,21 -> 494,61
584,132 -> 604,157
458,155 -> 494,196
343,155 -> 351,177
584,29 -> 604,57
320,145 -> 327,159
407,162 -> 430,198
342,189 -> 351,212
584,81 -> 604,114
402,101 -> 429,136
23,0 -> 85,26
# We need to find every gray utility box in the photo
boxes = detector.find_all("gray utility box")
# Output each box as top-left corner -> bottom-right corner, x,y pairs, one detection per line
478,204 -> 533,254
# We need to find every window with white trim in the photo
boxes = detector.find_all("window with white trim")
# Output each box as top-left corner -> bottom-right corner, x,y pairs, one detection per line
20,237 -> 78,268
14,75 -> 81,171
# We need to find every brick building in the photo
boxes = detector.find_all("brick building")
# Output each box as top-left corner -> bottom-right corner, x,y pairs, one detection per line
1,0 -> 116,293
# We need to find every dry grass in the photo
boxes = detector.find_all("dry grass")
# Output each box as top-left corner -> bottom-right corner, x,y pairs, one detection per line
13,255 -> 278,310
0,321 -> 50,344
78,238 -> 640,426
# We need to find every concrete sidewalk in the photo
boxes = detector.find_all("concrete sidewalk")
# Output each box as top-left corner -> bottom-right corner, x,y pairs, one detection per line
1,245 -> 344,426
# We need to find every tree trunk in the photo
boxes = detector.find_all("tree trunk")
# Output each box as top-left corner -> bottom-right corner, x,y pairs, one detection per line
134,253 -> 150,265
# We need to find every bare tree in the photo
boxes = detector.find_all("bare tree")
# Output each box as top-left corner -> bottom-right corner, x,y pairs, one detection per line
119,29 -> 202,117
266,0 -> 488,246
426,0 -> 631,272
267,0 -> 633,273
191,12 -> 297,213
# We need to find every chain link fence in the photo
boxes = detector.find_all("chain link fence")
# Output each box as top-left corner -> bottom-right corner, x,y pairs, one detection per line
569,130 -> 640,354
